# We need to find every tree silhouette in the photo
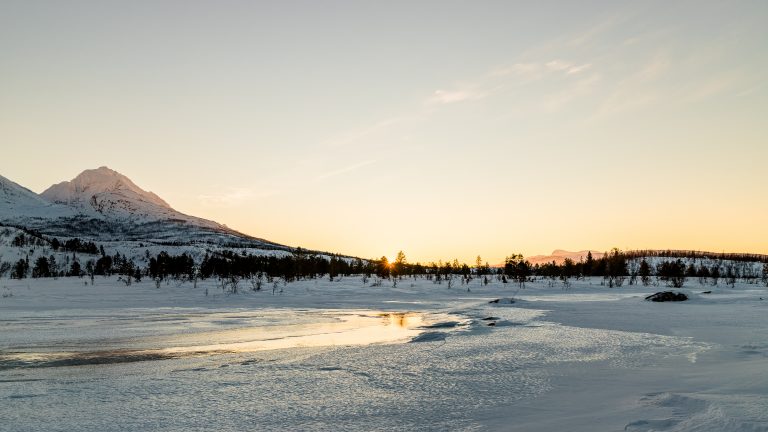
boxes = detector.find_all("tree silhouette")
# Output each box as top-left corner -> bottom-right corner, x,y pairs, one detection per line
393,251 -> 407,278
376,256 -> 390,279
639,259 -> 651,286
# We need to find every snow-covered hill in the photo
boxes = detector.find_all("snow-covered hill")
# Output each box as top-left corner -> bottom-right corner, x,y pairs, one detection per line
0,167 -> 286,249
40,167 -> 224,230
0,174 -> 77,222
42,167 -> 172,217
527,249 -> 605,265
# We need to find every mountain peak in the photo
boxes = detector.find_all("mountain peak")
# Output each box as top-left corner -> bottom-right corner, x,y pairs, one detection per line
0,174 -> 76,220
2,168 -> 275,247
0,173 -> 45,205
41,167 -> 172,218
527,249 -> 605,265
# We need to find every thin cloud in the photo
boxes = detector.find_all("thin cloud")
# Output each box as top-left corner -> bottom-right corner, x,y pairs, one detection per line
199,187 -> 278,207
315,160 -> 376,181
539,73 -> 602,112
428,88 -> 485,105
324,116 -> 408,148
490,63 -> 542,78
545,60 -> 592,75
492,60 -> 591,80
567,63 -> 592,74
545,60 -> 573,72
565,14 -> 623,47
486,62 -> 545,82
325,31 -> 602,153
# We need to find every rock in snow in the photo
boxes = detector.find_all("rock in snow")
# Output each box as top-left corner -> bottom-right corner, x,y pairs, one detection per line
645,291 -> 688,302
489,298 -> 516,304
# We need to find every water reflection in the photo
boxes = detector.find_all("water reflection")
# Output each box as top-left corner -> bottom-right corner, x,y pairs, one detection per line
380,312 -> 419,328
0,310 -> 445,370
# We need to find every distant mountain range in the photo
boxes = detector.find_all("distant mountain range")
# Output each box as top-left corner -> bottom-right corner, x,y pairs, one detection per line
526,249 -> 606,265
0,167 -> 286,249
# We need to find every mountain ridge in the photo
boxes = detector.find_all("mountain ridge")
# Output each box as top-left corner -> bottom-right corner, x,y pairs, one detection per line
526,249 -> 606,265
0,174 -> 78,221
1,167 -> 286,249
42,166 -> 172,212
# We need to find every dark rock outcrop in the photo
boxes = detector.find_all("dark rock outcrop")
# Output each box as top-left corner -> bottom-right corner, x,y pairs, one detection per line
489,298 -> 515,304
645,291 -> 688,302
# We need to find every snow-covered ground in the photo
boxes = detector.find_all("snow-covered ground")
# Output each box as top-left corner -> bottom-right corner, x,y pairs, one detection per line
1,276 -> 767,431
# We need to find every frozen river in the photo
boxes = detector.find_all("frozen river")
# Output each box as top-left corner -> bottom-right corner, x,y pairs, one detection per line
1,277 -> 767,431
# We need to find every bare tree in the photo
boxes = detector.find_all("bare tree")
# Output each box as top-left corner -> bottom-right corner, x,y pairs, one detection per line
251,272 -> 264,291
762,263 -> 768,287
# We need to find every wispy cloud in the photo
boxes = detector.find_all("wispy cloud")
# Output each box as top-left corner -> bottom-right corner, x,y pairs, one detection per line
198,187 -> 278,207
428,88 -> 485,105
680,72 -> 742,103
427,58 -> 593,109
590,53 -> 670,118
321,18 -> 616,152
565,14 -> 623,47
539,73 -> 602,112
545,60 -> 571,72
545,60 -> 592,75
315,160 -> 376,181
324,116 -> 409,148
490,62 -> 542,78
566,63 -> 592,75
493,60 -> 592,79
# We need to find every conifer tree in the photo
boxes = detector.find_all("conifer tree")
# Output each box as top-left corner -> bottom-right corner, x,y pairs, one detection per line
639,259 -> 651,286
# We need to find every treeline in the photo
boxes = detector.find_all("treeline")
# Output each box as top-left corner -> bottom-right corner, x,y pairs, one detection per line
623,249 -> 768,264
2,247 -> 375,282
2,225 -> 100,255
373,249 -> 768,289
524,249 -> 768,288
3,245 -> 767,292
3,251 -> 139,280
1,225 -> 48,248
196,250 -> 369,281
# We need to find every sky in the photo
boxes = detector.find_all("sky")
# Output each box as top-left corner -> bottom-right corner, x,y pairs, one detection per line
1,0 -> 766,264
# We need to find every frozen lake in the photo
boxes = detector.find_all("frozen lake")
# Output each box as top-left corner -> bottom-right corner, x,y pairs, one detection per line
1,277 -> 767,431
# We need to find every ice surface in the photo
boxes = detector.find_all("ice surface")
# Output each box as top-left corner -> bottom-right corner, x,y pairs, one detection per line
1,276 -> 766,431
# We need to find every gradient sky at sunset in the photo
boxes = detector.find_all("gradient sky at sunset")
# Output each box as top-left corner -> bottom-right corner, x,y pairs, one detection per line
2,1 -> 766,264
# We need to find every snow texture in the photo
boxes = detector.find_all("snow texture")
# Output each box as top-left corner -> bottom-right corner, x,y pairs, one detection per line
1,276 -> 767,431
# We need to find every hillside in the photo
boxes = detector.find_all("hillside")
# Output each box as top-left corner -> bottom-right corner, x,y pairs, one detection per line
1,167 -> 288,249
526,249 -> 606,265
0,174 -> 77,222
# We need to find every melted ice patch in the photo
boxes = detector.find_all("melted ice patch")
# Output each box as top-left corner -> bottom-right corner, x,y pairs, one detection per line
0,310 -> 458,369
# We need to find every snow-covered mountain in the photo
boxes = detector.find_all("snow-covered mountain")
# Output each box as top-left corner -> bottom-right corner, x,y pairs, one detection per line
0,167 -> 286,249
40,167 -> 226,231
41,167 -> 172,218
0,174 -> 77,221
526,249 -> 606,265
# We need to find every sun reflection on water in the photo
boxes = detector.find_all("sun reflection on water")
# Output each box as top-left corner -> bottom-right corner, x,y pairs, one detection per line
0,310 -> 445,369
380,312 -> 422,328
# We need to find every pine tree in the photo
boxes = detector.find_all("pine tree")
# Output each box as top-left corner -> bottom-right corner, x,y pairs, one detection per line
12,259 -> 29,279
376,256 -> 390,279
393,251 -> 407,278
69,260 -> 82,277
585,251 -> 595,276
639,259 -> 651,286
32,256 -> 50,278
